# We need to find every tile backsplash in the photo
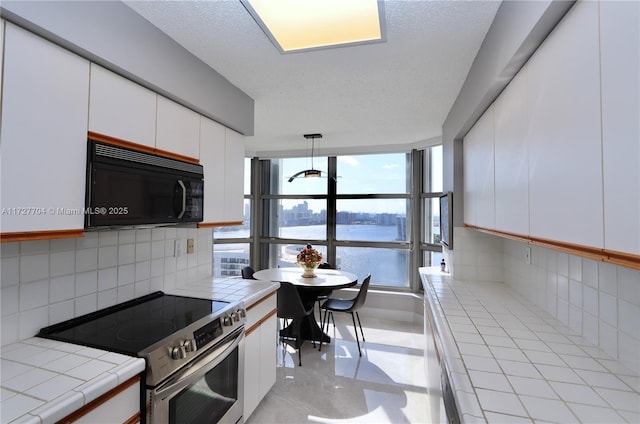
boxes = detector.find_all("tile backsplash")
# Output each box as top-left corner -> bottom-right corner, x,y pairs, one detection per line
447,226 -> 640,374
1,227 -> 213,345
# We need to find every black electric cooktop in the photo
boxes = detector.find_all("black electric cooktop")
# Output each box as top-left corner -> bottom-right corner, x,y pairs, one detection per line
37,291 -> 229,355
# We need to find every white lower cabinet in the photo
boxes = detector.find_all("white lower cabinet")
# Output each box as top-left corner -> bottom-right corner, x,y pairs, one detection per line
243,293 -> 277,420
63,377 -> 140,423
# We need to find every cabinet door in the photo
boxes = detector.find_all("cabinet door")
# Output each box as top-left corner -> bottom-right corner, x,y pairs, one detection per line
1,23 -> 89,233
199,117 -> 227,224
600,1 -> 640,255
156,96 -> 200,160
258,314 -> 277,400
88,64 -> 157,148
243,328 -> 261,419
463,105 -> 495,229
494,69 -> 529,236
527,1 -> 603,248
224,129 -> 246,223
68,378 -> 140,423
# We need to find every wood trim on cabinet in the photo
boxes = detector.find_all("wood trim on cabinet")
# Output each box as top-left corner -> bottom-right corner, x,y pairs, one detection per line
246,308 -> 278,336
88,132 -> 199,164
606,249 -> 640,270
247,292 -> 277,312
57,375 -> 141,424
465,224 -> 640,271
0,229 -> 84,243
123,413 -> 141,424
197,221 -> 244,229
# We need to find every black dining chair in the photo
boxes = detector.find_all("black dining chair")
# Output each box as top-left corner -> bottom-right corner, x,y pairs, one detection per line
315,262 -> 334,325
277,282 -> 315,366
319,274 -> 371,356
241,266 -> 257,280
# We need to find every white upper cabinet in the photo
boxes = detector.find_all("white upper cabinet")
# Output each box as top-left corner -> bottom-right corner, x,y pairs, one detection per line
600,1 -> 640,255
494,69 -> 530,236
224,129 -> 245,223
199,118 -> 245,225
463,105 -> 495,229
526,0 -> 603,249
156,96 -> 200,160
0,23 -> 90,233
88,64 -> 157,148
200,117 -> 227,224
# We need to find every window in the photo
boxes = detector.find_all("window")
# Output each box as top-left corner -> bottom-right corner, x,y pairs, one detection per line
421,145 -> 444,267
215,147 -> 443,292
261,153 -> 412,289
212,158 -> 252,277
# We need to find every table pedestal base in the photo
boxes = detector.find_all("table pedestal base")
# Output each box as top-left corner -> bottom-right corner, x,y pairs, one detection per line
280,314 -> 330,344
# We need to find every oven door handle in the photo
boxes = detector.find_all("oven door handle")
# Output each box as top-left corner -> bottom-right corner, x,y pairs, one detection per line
154,328 -> 244,396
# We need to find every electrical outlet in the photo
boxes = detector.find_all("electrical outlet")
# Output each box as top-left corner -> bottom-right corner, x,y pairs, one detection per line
525,247 -> 531,264
186,238 -> 195,254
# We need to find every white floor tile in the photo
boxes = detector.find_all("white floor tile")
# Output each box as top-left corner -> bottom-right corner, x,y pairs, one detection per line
247,316 -> 435,424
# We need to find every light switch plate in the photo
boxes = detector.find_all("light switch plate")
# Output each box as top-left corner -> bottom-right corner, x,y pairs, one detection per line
187,238 -> 195,254
174,239 -> 185,257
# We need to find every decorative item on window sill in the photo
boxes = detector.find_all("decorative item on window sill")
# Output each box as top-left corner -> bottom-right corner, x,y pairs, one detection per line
288,133 -> 325,182
296,244 -> 323,278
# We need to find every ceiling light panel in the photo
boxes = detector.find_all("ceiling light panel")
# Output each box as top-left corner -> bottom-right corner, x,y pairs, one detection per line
242,0 -> 385,53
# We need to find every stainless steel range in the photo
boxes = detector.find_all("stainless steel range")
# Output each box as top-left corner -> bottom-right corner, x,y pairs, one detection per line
37,291 -> 246,424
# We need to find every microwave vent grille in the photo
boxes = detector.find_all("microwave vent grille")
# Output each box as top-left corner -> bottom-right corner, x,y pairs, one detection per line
95,143 -> 202,176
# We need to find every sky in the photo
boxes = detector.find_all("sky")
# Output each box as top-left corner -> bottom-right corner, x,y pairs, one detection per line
245,148 -> 442,215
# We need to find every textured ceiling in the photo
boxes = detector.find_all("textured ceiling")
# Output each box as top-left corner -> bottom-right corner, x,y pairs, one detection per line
125,0 -> 501,155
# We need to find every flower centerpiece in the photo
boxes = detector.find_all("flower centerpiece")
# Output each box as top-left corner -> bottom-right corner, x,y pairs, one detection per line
296,244 -> 323,278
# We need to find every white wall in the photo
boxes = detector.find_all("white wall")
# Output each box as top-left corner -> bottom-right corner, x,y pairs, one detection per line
447,227 -> 640,375
445,227 -> 504,283
1,227 -> 213,345
503,238 -> 640,375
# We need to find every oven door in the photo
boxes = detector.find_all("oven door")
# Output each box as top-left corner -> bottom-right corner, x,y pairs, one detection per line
148,328 -> 244,424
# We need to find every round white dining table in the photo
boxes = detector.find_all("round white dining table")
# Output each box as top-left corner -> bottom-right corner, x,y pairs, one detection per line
252,267 -> 358,289
253,267 -> 358,344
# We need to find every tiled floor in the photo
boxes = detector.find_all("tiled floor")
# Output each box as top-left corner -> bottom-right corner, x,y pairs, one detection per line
246,313 -> 446,424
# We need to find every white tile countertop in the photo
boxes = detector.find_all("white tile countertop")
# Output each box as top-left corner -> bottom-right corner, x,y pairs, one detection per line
0,339 -> 144,424
420,267 -> 640,424
167,276 -> 280,307
0,277 -> 279,424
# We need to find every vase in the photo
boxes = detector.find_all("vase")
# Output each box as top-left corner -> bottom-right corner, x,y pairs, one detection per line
298,261 -> 320,278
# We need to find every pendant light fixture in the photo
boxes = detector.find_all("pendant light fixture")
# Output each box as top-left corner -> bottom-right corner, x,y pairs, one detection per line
288,133 -> 323,182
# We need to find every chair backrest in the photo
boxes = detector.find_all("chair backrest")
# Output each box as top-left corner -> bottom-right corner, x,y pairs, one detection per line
277,282 -> 312,318
241,266 -> 256,279
351,274 -> 371,311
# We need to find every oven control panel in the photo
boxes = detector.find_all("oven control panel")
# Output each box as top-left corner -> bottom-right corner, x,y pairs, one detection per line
193,317 -> 224,350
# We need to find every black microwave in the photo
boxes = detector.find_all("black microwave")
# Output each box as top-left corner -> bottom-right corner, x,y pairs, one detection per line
85,140 -> 204,228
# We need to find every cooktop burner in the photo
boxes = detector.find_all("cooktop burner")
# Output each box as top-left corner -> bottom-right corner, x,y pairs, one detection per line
37,292 -> 229,355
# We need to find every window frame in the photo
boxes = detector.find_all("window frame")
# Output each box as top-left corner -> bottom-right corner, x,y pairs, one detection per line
213,147 -> 443,292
